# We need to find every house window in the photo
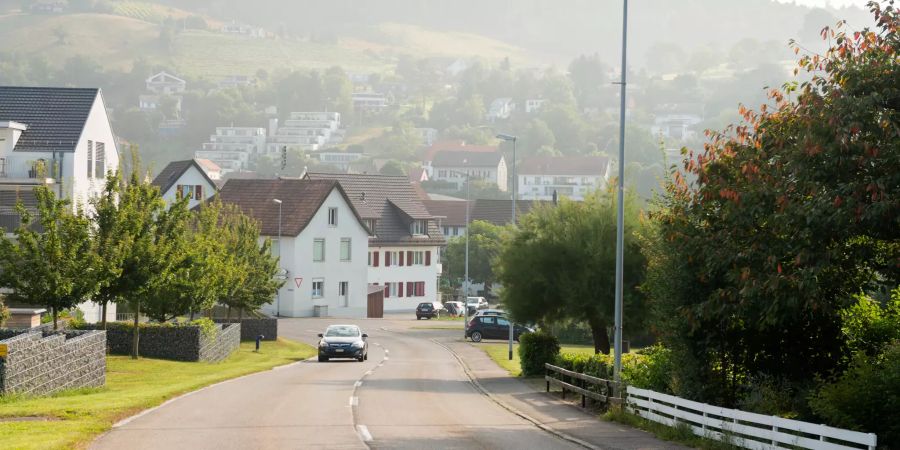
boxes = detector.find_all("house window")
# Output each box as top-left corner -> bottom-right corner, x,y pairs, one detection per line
194,185 -> 203,200
339,281 -> 349,307
340,238 -> 351,261
176,185 -> 195,199
411,251 -> 424,265
387,282 -> 399,298
410,220 -> 427,236
313,239 -> 325,262
312,279 -> 324,298
328,207 -> 338,226
86,140 -> 93,178
94,142 -> 106,178
386,251 -> 400,267
368,251 -> 372,266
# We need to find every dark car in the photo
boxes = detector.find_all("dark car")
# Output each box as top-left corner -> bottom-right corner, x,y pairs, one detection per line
466,316 -> 533,342
318,324 -> 368,362
416,302 -> 441,320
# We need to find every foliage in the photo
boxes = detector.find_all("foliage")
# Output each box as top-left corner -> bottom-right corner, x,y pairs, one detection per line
622,345 -> 675,394
497,189 -> 647,354
810,341 -> 900,448
0,186 -> 100,330
840,287 -> 900,357
517,331 -> 560,376
445,220 -> 507,291
0,298 -> 7,327
642,2 -> 900,406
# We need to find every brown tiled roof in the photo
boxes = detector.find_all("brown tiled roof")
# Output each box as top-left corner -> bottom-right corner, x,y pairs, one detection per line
423,199 -> 470,226
216,178 -> 366,237
305,172 -> 446,246
471,199 -> 546,226
418,140 -> 498,162
151,159 -> 218,195
432,151 -> 504,168
519,156 -> 610,177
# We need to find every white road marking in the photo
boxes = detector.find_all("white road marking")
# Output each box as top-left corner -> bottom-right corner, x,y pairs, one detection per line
349,396 -> 358,406
357,425 -> 373,442
365,370 -> 373,376
383,356 -> 390,361
354,381 -> 363,388
384,349 -> 389,354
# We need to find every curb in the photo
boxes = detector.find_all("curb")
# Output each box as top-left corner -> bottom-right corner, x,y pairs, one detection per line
430,338 -> 604,450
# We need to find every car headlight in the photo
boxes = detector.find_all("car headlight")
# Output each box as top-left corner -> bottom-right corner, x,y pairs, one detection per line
319,341 -> 329,348
351,341 -> 364,348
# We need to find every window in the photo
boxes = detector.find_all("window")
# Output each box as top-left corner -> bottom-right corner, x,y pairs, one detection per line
194,184 -> 203,200
411,251 -> 424,265
365,219 -> 376,236
368,251 -> 372,266
328,207 -> 338,226
94,142 -> 105,178
386,251 -> 400,267
386,282 -> 399,298
313,239 -> 325,262
340,238 -> 351,261
410,220 -> 427,236
86,141 -> 93,178
497,317 -> 510,327
339,281 -> 349,307
312,279 -> 324,298
176,185 -> 195,200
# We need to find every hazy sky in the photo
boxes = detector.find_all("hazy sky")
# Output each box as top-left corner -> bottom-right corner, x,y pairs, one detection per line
776,0 -> 870,8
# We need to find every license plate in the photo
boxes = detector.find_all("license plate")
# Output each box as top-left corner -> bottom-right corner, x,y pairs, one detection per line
335,349 -> 344,353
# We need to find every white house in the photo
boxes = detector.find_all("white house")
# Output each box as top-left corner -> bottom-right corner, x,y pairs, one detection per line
265,112 -> 343,155
0,86 -> 121,323
525,98 -> 546,114
431,151 -> 508,192
305,173 -> 446,311
650,103 -> 704,140
195,126 -> 267,173
351,92 -> 388,112
518,156 -> 610,201
151,159 -> 220,209
146,72 -> 186,95
487,98 -> 514,121
217,178 -> 371,317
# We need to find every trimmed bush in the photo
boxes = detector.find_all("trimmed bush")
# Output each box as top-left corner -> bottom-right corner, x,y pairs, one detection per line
621,344 -> 675,393
518,331 -> 560,376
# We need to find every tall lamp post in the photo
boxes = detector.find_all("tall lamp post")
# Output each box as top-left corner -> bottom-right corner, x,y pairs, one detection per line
496,133 -> 518,361
273,198 -> 283,317
448,164 -> 471,340
613,0 -> 629,387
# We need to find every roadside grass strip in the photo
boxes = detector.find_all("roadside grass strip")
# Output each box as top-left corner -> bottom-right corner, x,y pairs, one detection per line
478,343 -> 595,377
0,338 -> 316,450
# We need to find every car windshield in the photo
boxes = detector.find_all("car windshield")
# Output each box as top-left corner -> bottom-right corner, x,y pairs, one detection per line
324,326 -> 360,337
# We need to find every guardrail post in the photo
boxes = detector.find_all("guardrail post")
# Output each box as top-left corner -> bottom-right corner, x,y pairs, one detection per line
771,424 -> 777,446
702,411 -> 707,434
546,365 -> 550,393
581,377 -> 586,408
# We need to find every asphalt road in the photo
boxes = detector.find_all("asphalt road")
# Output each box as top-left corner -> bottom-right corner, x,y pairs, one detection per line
92,315 -> 581,450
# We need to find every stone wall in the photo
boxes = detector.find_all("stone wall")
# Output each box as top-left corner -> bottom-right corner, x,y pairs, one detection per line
0,329 -> 106,396
213,318 -> 277,341
82,323 -> 241,362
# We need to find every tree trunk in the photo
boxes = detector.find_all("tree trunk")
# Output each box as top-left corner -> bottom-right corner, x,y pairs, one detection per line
131,300 -> 140,360
52,307 -> 58,331
587,315 -> 610,355
101,301 -> 108,329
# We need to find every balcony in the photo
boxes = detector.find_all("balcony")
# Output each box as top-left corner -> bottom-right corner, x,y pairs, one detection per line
0,156 -> 59,185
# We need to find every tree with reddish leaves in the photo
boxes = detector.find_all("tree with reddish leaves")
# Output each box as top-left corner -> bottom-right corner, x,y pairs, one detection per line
643,1 -> 899,407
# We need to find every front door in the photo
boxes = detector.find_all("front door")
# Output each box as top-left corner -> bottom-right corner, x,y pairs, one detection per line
339,282 -> 349,307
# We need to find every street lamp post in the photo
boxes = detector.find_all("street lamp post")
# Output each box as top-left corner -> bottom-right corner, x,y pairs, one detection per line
273,198 -> 283,317
462,168 -> 471,340
496,133 -> 518,361
613,0 -> 629,388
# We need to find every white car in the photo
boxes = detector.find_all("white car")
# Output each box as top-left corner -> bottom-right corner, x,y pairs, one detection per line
466,296 -> 489,313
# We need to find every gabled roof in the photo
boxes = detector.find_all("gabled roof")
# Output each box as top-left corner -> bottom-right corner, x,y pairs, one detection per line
305,172 -> 445,246
432,151 -> 505,168
471,199 -> 546,226
423,199 -> 470,227
151,159 -> 219,195
519,156 -> 610,177
419,140 -> 498,163
217,178 -> 367,237
147,71 -> 186,84
0,86 -> 99,153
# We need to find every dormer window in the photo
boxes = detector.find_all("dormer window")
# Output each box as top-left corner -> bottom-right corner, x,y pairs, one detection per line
365,219 -> 376,236
410,219 -> 428,236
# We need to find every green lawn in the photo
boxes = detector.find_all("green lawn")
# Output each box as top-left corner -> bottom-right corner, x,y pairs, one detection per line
0,339 -> 315,450
479,343 -> 595,377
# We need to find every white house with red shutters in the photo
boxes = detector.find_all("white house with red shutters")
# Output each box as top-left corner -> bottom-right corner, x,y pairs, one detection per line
305,173 -> 445,311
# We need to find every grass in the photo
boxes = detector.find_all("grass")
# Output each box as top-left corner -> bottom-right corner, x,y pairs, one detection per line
0,338 -> 315,450
604,407 -> 742,450
479,343 -> 596,377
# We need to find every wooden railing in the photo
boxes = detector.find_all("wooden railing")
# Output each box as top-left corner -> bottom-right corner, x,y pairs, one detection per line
627,386 -> 877,450
544,363 -> 621,408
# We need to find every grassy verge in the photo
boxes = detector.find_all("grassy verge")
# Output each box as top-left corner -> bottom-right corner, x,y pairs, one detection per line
0,338 -> 315,450
605,407 -> 741,450
479,343 -> 596,377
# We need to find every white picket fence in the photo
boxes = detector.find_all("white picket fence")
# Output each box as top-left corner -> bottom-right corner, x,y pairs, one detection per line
626,386 -> 877,450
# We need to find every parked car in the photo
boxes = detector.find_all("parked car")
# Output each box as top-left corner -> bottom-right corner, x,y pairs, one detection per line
474,308 -> 506,317
416,302 -> 443,320
443,301 -> 465,316
466,316 -> 533,342
465,296 -> 489,314
317,325 -> 368,362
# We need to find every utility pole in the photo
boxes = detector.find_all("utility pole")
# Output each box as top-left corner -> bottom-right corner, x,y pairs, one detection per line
613,0 -> 629,387
273,198 -> 283,317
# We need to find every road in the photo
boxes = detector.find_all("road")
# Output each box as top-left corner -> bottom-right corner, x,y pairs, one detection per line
92,315 -> 583,450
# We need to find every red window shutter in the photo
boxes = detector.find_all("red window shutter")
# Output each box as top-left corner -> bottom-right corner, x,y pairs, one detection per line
195,185 -> 203,200
399,251 -> 404,266
384,285 -> 390,297
374,251 -> 380,267
425,251 -> 431,266
407,251 -> 413,264
398,282 -> 404,297
385,252 -> 391,266
418,282 -> 425,296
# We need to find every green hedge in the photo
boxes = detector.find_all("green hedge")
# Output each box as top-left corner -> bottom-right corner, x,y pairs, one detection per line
518,331 -> 560,376
554,345 -> 674,393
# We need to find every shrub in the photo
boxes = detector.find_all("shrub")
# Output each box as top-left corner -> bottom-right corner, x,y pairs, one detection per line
556,352 -> 614,379
518,331 -> 560,376
621,344 -> 674,393
810,341 -> 900,449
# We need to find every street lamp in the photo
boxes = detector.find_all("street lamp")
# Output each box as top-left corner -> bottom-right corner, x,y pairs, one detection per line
496,133 -> 518,362
613,0 -> 630,389
446,165 -> 471,341
273,198 -> 283,317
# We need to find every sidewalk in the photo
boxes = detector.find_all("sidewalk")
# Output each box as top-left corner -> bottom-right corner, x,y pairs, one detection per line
441,339 -> 690,450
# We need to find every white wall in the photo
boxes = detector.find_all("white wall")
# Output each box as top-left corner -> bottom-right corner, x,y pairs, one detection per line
69,93 -> 120,211
263,188 -> 370,318
160,165 -> 217,209
367,245 -> 442,311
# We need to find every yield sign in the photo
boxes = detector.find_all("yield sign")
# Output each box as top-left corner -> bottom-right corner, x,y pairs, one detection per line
294,277 -> 303,288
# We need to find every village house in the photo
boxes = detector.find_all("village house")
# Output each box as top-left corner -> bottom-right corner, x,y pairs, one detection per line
518,156 -> 610,201
430,151 -> 508,192
152,159 -> 220,209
